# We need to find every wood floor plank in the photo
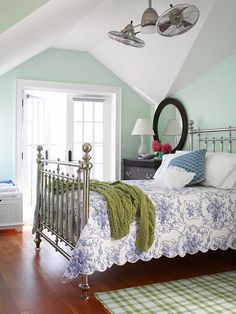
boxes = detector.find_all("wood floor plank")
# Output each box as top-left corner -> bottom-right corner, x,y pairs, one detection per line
0,274 -> 19,314
0,229 -> 235,313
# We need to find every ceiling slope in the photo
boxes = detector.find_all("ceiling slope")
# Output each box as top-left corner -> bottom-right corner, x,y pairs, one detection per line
0,0 -> 224,108
88,0 -> 215,106
0,0 -> 100,75
0,0 -> 49,33
56,0 -> 213,106
169,0 -> 236,95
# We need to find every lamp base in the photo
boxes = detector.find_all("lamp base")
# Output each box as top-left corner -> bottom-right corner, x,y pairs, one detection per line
138,153 -> 155,160
138,135 -> 147,155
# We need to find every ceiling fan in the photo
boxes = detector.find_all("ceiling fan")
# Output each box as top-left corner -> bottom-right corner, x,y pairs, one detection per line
108,1 -> 200,48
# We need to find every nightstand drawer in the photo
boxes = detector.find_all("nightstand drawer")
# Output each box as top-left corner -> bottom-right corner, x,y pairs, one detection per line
124,166 -> 156,180
123,158 -> 161,180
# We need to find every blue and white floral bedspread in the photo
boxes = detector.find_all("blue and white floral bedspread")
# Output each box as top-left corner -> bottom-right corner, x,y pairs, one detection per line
62,181 -> 236,282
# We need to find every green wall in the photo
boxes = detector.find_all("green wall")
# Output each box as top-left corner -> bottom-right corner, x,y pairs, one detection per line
0,0 -> 48,33
174,53 -> 236,128
174,53 -> 236,151
0,48 -> 151,179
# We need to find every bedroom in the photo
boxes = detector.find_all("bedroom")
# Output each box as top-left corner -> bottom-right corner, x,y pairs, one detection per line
0,0 -> 235,313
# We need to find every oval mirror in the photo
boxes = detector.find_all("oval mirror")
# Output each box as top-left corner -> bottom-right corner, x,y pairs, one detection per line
153,98 -> 188,152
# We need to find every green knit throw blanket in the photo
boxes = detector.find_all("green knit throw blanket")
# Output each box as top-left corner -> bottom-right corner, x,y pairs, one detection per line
89,180 -> 155,252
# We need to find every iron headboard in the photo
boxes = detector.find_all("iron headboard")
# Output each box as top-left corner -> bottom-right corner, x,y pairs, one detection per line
188,120 -> 236,152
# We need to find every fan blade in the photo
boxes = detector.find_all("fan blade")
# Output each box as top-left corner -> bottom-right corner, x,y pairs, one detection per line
180,6 -> 188,13
182,20 -> 193,28
159,21 -> 171,33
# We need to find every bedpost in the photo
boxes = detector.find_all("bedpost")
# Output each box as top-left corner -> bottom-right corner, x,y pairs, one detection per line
34,145 -> 43,250
189,120 -> 194,151
79,143 -> 92,300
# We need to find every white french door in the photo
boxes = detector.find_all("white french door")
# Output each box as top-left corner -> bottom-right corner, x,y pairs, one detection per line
17,81 -> 121,224
21,91 -> 68,223
21,93 -> 47,223
67,96 -> 111,179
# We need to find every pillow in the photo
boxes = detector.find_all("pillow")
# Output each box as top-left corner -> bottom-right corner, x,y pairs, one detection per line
221,167 -> 236,189
168,149 -> 206,185
150,167 -> 195,189
202,153 -> 236,189
175,150 -> 191,154
153,152 -> 185,179
232,181 -> 236,190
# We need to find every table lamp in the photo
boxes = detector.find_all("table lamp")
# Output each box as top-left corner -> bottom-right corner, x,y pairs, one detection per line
131,118 -> 154,155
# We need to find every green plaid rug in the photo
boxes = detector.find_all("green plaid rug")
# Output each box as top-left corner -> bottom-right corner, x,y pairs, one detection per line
95,271 -> 236,314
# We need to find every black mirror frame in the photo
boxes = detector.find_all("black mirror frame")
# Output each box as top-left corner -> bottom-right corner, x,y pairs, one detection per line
153,98 -> 188,153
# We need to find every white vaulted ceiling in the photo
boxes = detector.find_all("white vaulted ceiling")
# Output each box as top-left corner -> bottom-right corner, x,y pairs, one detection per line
0,0 -> 236,105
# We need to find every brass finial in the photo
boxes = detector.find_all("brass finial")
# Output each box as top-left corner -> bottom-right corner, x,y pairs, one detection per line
82,143 -> 92,154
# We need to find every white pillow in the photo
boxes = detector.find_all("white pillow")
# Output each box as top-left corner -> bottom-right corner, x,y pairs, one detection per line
153,153 -> 183,179
151,167 -> 196,189
202,153 -> 236,189
175,150 -> 191,154
220,166 -> 236,189
176,151 -> 236,189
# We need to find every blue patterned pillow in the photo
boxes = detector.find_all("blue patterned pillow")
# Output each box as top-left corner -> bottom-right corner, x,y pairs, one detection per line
168,149 -> 206,185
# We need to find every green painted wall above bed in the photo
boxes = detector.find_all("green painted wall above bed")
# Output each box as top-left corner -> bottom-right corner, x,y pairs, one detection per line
0,48 -> 151,179
173,52 -> 236,151
174,53 -> 236,129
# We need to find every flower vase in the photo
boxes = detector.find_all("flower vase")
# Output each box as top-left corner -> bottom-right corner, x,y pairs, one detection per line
154,152 -> 160,159
154,152 -> 163,159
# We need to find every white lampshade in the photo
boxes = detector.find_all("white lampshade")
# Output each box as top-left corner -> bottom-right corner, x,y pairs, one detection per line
163,119 -> 182,136
132,119 -> 154,155
132,119 -> 155,136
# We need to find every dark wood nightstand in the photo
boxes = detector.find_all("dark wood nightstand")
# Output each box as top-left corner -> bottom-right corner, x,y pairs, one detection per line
123,158 -> 162,180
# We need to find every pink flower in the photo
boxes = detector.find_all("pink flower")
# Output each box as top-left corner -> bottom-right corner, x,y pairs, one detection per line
152,140 -> 162,152
161,143 -> 172,154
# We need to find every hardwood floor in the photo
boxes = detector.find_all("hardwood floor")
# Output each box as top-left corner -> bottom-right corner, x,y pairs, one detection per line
0,228 -> 235,314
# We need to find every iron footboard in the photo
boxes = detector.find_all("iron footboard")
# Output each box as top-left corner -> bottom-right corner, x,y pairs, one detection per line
34,143 -> 92,300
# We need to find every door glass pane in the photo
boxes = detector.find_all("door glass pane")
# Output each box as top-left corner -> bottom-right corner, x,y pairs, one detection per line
74,101 -> 83,121
94,144 -> 103,163
74,143 -> 82,161
94,102 -> 103,122
74,122 -> 82,142
84,102 -> 93,121
84,122 -> 93,142
49,145 -> 66,161
27,121 -> 33,144
48,101 -> 66,144
26,145 -> 34,207
94,123 -> 103,142
94,164 -> 103,180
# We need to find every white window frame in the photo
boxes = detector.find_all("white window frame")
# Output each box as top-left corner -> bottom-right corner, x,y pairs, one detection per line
16,79 -> 121,190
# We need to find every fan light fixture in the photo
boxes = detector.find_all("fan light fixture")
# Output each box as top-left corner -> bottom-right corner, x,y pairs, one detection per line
140,0 -> 159,34
108,1 -> 200,48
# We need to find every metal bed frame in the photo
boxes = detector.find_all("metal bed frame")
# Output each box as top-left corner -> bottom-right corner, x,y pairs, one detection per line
34,143 -> 92,300
189,120 -> 236,152
34,121 -> 236,300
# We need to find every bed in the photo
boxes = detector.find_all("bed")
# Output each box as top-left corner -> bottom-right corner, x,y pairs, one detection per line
33,120 -> 236,300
